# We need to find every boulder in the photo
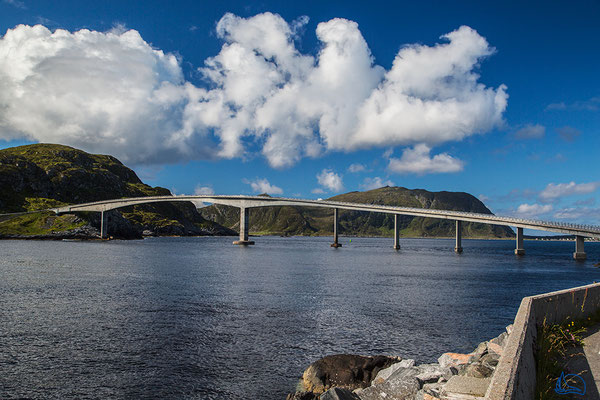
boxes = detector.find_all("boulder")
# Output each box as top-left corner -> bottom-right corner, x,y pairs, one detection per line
301,354 -> 401,394
459,361 -> 494,379
416,363 -> 453,385
441,376 -> 491,398
480,352 -> 500,370
422,382 -> 444,398
489,331 -> 508,348
372,359 -> 415,384
437,353 -> 476,369
319,387 -> 361,400
356,367 -> 420,400
486,342 -> 503,356
471,341 -> 488,358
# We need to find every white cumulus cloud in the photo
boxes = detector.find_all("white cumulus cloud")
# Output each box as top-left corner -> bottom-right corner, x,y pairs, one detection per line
243,177 -> 283,195
515,203 -> 553,218
360,177 -> 394,191
348,163 -> 366,173
387,144 -> 464,174
316,169 -> 344,192
0,15 -> 507,168
194,185 -> 215,195
539,181 -> 600,201
0,24 -> 219,164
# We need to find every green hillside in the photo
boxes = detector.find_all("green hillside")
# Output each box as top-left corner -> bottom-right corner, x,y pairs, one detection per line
199,187 -> 515,238
0,143 -> 234,238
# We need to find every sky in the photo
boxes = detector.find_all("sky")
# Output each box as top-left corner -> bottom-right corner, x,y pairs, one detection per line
0,0 -> 599,229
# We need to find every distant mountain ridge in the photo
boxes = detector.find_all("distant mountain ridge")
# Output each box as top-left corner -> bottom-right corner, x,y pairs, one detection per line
200,187 -> 515,238
0,143 -> 234,238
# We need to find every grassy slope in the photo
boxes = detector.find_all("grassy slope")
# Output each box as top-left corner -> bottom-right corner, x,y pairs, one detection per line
0,144 -> 227,237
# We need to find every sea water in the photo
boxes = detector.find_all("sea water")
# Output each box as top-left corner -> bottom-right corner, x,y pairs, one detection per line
1,236 -> 599,399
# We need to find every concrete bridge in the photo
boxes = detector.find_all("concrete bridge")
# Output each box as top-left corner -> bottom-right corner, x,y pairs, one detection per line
50,194 -> 600,260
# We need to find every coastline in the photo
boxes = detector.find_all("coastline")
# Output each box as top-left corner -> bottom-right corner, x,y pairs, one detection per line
286,327 -> 511,400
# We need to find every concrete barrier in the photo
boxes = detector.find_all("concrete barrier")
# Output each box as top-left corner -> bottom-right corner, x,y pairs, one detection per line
485,282 -> 600,399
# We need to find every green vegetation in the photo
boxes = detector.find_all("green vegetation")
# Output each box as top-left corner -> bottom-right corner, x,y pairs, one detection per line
23,197 -> 67,211
199,187 -> 515,238
0,212 -> 86,235
0,143 -> 233,238
121,207 -> 183,229
536,310 -> 600,399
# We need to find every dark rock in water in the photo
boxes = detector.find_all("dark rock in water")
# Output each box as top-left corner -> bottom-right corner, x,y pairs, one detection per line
319,387 -> 361,400
286,391 -> 319,400
301,354 -> 401,394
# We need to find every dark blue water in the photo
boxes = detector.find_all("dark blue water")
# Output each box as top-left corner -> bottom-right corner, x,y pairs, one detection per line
1,236 -> 599,399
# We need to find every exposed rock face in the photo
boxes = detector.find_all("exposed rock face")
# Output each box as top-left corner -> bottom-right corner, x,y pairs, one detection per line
301,354 -> 401,394
0,144 -> 235,239
287,327 -> 512,400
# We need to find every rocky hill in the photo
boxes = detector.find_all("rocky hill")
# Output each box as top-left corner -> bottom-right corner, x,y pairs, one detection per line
0,143 -> 235,239
200,187 -> 514,238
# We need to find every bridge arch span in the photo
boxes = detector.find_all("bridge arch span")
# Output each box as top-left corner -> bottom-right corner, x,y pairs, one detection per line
50,194 -> 600,259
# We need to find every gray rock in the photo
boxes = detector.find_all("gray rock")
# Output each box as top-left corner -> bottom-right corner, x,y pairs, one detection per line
490,331 -> 508,348
480,352 -> 500,370
472,341 -> 488,357
437,353 -> 476,369
397,359 -> 416,368
423,382 -> 444,397
357,367 -> 420,400
459,361 -> 494,378
373,359 -> 416,384
442,376 -> 491,397
416,364 -> 449,385
320,387 -> 361,400
412,389 -> 427,400
505,324 -> 513,336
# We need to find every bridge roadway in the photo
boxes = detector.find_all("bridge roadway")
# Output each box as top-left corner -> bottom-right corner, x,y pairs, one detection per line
50,194 -> 600,260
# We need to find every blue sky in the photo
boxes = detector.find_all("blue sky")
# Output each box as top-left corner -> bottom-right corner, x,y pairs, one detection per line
0,0 -> 599,227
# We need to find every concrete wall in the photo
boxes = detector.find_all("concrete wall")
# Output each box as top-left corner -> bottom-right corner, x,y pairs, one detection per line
485,282 -> 600,400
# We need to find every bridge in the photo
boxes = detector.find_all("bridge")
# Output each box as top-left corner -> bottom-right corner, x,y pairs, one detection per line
49,194 -> 600,260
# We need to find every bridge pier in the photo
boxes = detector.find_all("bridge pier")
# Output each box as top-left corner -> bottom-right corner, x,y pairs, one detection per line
331,208 -> 342,248
100,211 -> 107,239
454,220 -> 463,253
393,214 -> 400,250
574,235 -> 587,260
233,207 -> 254,245
515,227 -> 525,255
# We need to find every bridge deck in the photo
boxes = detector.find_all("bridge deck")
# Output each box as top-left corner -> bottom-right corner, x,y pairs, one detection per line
47,195 -> 600,239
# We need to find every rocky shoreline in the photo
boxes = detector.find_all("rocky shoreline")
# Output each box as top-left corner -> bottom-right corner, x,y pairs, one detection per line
287,325 -> 511,400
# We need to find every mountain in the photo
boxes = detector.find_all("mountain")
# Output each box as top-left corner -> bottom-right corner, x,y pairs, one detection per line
0,143 -> 235,239
199,187 -> 515,238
